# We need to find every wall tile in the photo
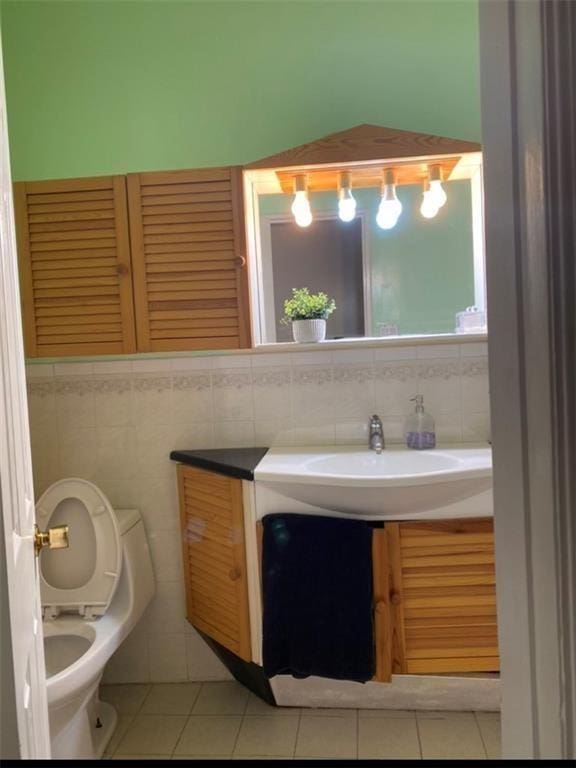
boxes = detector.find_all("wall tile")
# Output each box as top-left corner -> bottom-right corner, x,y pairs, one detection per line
55,379 -> 95,429
171,356 -> 214,372
172,373 -> 213,423
332,365 -> 375,419
212,370 -> 254,421
290,350 -> 332,366
290,367 -> 333,426
185,630 -> 232,681
214,420 -> 255,448
94,377 -> 134,427
374,362 -> 418,416
251,368 -> 291,421
133,376 -> 172,427
148,529 -> 184,583
212,355 -> 251,369
141,581 -> 189,637
26,363 -> 54,379
148,634 -> 188,682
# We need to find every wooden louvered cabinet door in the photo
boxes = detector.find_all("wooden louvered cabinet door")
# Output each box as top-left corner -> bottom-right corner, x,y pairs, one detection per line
177,464 -> 252,661
127,167 -> 251,352
377,519 -> 500,676
14,176 -> 136,357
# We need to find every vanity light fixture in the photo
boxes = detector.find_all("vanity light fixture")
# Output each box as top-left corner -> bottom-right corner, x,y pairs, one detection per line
420,179 -> 440,219
376,169 -> 402,230
428,165 -> 448,209
337,171 -> 357,222
291,174 -> 313,227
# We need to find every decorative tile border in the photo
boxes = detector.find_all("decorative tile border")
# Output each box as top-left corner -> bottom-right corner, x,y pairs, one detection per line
417,361 -> 461,380
133,376 -> 172,393
27,381 -> 54,398
251,369 -> 291,387
292,367 -> 332,385
461,358 -> 489,376
54,379 -> 94,396
173,374 -> 211,391
92,378 -> 132,394
374,363 -> 417,382
333,365 -> 374,384
212,371 -> 252,389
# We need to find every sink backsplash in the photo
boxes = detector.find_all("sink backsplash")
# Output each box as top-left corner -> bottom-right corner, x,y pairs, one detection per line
25,340 -> 489,684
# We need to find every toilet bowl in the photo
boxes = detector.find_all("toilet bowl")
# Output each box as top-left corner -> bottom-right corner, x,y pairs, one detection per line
37,478 -> 155,759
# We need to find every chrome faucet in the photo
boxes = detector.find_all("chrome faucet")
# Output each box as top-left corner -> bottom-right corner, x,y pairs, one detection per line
369,414 -> 385,453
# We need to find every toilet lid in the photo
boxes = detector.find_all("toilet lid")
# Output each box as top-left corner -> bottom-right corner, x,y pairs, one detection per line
36,478 -> 122,619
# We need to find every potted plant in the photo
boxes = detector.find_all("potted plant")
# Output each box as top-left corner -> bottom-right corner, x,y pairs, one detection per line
282,287 -> 336,343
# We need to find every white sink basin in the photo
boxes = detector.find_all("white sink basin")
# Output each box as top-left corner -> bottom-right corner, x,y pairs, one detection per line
254,445 -> 492,519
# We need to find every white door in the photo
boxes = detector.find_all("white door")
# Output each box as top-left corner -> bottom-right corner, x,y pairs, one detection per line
0,43 -> 51,758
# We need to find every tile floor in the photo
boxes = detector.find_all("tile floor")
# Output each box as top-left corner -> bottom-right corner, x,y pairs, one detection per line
101,681 -> 501,760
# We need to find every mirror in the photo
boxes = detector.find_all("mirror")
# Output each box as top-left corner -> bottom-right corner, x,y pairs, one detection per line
245,142 -> 485,345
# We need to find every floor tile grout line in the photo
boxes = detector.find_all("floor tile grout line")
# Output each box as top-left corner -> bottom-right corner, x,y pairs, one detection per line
414,707 -> 424,760
354,708 -> 359,760
292,711 -> 302,760
474,711 -> 491,759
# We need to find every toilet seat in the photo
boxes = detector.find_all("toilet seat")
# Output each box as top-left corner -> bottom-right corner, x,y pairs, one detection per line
36,478 -> 122,620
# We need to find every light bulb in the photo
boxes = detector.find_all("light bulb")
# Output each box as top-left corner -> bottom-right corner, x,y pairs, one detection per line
428,179 -> 447,208
420,190 -> 439,219
291,190 -> 313,227
376,183 -> 402,230
338,188 -> 357,222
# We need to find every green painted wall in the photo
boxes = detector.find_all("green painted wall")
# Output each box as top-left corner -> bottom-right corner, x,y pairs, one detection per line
1,0 -> 479,181
260,180 -> 475,336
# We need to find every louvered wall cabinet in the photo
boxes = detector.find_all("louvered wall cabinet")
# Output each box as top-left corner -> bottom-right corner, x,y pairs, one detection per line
373,518 -> 499,680
15,166 -> 252,357
127,166 -> 251,352
177,464 -> 252,661
14,176 -> 136,357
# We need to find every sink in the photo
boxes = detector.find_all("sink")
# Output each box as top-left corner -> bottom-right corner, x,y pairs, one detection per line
254,445 -> 493,519
305,450 -> 466,480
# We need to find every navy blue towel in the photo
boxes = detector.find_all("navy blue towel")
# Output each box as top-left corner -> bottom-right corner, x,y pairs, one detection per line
262,513 -> 374,683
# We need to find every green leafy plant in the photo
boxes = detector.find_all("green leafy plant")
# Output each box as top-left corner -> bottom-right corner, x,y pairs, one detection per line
282,287 -> 336,322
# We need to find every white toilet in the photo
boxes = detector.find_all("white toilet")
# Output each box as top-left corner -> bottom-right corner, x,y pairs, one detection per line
37,478 -> 155,759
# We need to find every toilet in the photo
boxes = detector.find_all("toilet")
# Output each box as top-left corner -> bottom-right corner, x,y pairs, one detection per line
37,478 -> 155,759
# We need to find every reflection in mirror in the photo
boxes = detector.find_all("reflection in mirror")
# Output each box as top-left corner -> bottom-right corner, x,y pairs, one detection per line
247,155 -> 486,345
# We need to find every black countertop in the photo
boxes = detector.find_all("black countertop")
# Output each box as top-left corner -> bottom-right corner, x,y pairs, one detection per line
169,447 -> 269,481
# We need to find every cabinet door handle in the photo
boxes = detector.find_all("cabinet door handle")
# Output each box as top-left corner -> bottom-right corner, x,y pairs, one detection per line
375,601 -> 388,614
390,590 -> 402,606
229,567 -> 241,581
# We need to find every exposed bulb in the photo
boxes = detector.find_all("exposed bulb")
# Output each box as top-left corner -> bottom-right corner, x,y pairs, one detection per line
420,190 -> 439,219
376,183 -> 402,230
338,188 -> 357,222
428,179 -> 447,208
291,190 -> 313,227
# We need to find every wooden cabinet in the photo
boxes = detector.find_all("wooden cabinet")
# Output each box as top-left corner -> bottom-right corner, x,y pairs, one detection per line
15,166 -> 251,357
14,176 -> 136,357
127,167 -> 251,352
373,519 -> 499,680
177,464 -> 252,661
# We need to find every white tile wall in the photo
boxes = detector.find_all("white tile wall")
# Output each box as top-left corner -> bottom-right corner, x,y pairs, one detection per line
26,342 -> 490,683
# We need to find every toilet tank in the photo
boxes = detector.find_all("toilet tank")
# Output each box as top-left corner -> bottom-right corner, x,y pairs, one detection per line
110,509 -> 155,624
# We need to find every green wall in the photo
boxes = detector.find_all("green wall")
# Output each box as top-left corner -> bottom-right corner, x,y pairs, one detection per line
1,0 -> 480,181
260,181 -> 475,336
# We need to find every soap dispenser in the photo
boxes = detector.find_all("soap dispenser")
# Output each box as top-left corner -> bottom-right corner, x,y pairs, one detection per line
405,395 -> 436,450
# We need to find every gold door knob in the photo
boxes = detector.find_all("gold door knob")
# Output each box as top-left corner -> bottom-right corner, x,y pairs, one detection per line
34,524 -> 69,556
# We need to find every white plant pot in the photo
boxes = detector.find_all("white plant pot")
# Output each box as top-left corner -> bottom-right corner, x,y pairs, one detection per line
292,318 -> 326,343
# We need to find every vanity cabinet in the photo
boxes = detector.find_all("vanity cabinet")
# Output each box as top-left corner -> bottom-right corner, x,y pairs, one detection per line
15,167 -> 251,357
177,464 -> 252,661
373,519 -> 499,680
